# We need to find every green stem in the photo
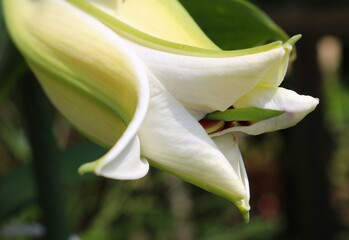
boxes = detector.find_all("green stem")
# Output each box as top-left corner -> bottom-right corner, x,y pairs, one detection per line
22,72 -> 69,240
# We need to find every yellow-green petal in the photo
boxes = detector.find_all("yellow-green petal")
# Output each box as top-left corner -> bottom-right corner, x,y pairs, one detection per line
86,0 -> 219,49
68,0 -> 283,57
3,0 -> 150,179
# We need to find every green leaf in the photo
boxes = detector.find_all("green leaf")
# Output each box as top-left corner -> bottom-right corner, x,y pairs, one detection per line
179,0 -> 289,50
205,107 -> 284,122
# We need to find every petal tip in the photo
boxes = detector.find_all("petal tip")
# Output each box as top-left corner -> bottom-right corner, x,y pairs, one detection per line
243,211 -> 250,223
234,199 -> 251,223
304,96 -> 320,113
78,160 -> 101,175
98,156 -> 150,180
287,34 -> 302,46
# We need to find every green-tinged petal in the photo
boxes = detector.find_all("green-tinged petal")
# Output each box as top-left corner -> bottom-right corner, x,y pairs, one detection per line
139,73 -> 248,214
257,36 -> 300,87
86,0 -> 219,49
212,134 -> 250,222
211,87 -> 319,136
3,0 -> 149,179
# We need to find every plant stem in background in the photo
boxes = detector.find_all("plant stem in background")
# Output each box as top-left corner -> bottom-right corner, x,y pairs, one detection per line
22,72 -> 69,240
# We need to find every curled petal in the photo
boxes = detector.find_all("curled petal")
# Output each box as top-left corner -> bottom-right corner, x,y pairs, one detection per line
80,135 -> 149,180
139,73 -> 248,210
4,0 -> 150,179
211,86 -> 319,136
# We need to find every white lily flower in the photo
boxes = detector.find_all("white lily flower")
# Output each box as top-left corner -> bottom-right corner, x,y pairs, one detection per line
3,0 -> 319,220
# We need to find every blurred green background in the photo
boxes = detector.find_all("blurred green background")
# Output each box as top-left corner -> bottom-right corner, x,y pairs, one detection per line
1,0 -> 349,239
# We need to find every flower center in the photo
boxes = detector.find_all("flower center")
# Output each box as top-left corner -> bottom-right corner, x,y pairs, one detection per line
199,119 -> 252,134
199,107 -> 283,134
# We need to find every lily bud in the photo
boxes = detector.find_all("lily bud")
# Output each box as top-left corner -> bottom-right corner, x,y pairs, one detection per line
3,0 -> 319,220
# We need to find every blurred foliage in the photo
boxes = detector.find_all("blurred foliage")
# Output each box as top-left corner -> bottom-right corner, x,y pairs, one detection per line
180,0 -> 289,50
1,0 -> 349,239
315,35 -> 349,236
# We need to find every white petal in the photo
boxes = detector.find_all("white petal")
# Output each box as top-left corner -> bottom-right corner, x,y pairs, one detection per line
87,136 -> 149,179
212,134 -> 250,219
131,42 -> 290,115
211,86 -> 319,136
139,73 -> 247,203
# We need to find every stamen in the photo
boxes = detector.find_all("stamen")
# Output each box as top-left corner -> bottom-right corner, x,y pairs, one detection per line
199,119 -> 225,134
